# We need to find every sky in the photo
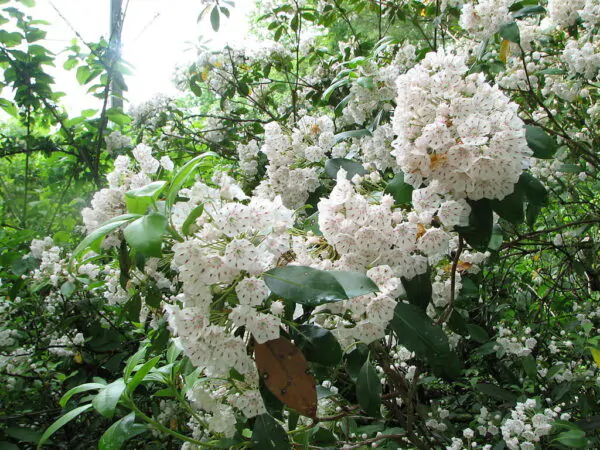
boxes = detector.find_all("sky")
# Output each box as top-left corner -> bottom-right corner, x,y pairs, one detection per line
28,0 -> 256,112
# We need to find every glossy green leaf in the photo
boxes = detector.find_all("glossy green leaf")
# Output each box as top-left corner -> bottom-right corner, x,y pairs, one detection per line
264,266 -> 378,306
322,78 -> 350,102
554,430 -> 587,448
346,344 -> 369,381
124,181 -> 166,214
5,427 -> 43,444
166,152 -> 217,208
37,404 -> 92,448
519,172 -> 548,226
324,158 -> 366,180
512,5 -> 546,19
92,379 -> 126,419
71,214 -> 141,261
294,325 -> 342,366
126,356 -> 160,394
384,172 -> 413,205
467,324 -> 489,343
123,213 -> 167,258
181,204 -> 204,236
210,6 -> 220,31
328,271 -> 379,298
526,125 -> 558,159
389,302 -> 456,376
499,21 -> 520,43
356,76 -> 374,89
491,183 -> 525,225
252,414 -> 289,449
124,347 -> 148,382
475,383 -> 517,404
302,212 -> 321,235
98,412 -> 148,450
401,269 -> 432,311
333,129 -> 372,144
457,199 -> 493,251
60,382 -> 106,407
356,359 -> 381,418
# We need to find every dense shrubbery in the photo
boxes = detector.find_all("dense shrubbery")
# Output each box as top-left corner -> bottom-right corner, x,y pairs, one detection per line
2,0 -> 600,448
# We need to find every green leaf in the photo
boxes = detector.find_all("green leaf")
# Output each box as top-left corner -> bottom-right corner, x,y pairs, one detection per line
356,76 -> 374,89
389,303 -> 455,376
325,158 -> 366,180
252,414 -> 289,449
522,355 -> 537,379
384,173 -> 413,205
346,344 -> 369,381
5,427 -> 43,444
519,172 -> 548,226
554,430 -> 587,448
512,5 -> 546,19
71,214 -> 141,260
60,382 -> 106,407
557,164 -> 582,173
475,383 -> 517,404
448,310 -> 469,336
126,356 -> 161,394
124,346 -> 148,382
123,213 -> 167,258
491,183 -> 525,225
467,324 -> 489,343
356,359 -> 381,418
60,281 -> 76,298
401,268 -> 432,311
457,199 -> 493,251
499,21 -> 520,43
290,13 -> 298,31
92,379 -> 126,419
166,152 -> 217,208
302,212 -> 321,235
294,325 -> 342,366
264,266 -> 378,306
98,412 -> 149,450
525,125 -> 558,159
322,78 -> 350,102
328,271 -> 379,298
125,181 -> 166,214
106,109 -> 131,126
333,129 -> 372,144
37,404 -> 93,448
182,204 -> 204,236
76,65 -> 92,85
210,6 -> 220,31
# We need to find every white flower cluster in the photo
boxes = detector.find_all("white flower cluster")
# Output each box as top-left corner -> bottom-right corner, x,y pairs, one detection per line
500,399 -> 556,450
165,174 -> 295,415
29,239 -> 69,287
562,37 -> 600,79
494,324 -> 537,357
315,170 -> 432,276
255,117 -> 333,209
358,124 -> 399,172
48,332 -> 84,357
104,130 -> 132,153
313,265 -> 403,347
236,140 -> 260,177
580,0 -> 600,27
341,45 -> 416,126
547,0 -> 586,28
458,0 -> 515,40
392,51 -> 531,202
82,144 -> 160,247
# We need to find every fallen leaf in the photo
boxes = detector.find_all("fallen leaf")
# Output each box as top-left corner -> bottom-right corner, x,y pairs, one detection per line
254,336 -> 317,418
